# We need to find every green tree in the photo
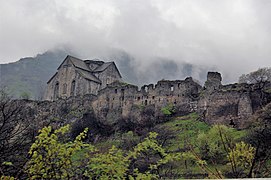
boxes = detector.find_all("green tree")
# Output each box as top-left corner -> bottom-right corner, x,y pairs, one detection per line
195,125 -> 250,178
26,125 -> 182,179
227,141 -> 255,177
26,125 -> 94,179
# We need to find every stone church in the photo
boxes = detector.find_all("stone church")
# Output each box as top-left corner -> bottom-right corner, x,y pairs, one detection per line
44,55 -> 122,101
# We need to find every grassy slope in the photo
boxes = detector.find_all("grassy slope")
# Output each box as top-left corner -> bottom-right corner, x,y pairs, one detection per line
90,113 -> 248,178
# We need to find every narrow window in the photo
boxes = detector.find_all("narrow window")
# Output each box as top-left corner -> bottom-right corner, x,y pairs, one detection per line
63,83 -> 67,94
115,89 -> 118,94
145,100 -> 148,105
54,82 -> 59,99
71,80 -> 76,96
170,85 -> 174,91
121,89 -> 125,101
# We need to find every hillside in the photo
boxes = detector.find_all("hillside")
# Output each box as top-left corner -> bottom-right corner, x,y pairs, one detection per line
1,82 -> 271,178
0,50 -> 68,99
0,50 -> 210,99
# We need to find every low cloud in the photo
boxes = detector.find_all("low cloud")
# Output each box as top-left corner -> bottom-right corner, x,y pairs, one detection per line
1,0 -> 271,83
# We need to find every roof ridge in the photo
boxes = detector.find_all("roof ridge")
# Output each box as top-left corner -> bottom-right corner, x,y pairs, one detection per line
67,55 -> 83,60
75,68 -> 101,83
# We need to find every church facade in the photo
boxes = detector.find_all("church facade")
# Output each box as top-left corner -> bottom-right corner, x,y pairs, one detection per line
44,55 -> 122,101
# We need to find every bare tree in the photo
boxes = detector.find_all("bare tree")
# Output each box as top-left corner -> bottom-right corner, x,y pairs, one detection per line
239,67 -> 271,87
239,67 -> 271,107
247,102 -> 271,178
0,89 -> 33,177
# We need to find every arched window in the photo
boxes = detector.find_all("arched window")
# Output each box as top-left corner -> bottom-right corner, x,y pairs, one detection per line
54,82 -> 59,99
106,77 -> 110,85
71,80 -> 76,96
63,83 -> 67,94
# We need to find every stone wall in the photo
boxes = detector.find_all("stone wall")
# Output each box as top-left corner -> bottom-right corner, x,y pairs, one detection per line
92,77 -> 202,126
91,72 -> 271,129
30,72 -> 271,130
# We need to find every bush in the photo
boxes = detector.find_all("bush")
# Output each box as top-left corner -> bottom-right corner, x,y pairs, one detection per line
25,125 -> 182,179
161,104 -> 175,116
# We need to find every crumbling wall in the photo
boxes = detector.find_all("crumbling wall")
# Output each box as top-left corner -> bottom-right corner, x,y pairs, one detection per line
30,72 -> 271,130
92,77 -> 202,126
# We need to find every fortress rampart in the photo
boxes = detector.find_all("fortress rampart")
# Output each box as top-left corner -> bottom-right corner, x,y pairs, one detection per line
92,72 -> 271,128
18,72 -> 271,131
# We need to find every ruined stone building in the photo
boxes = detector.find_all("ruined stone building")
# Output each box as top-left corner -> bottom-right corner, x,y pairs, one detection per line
92,72 -> 271,129
43,56 -> 271,129
44,55 -> 122,101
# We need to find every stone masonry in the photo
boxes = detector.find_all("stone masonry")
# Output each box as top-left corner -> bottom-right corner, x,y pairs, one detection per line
44,56 -> 271,129
92,72 -> 271,129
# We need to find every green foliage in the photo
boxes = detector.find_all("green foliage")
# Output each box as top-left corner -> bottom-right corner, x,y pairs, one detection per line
192,125 -> 253,178
120,131 -> 140,150
228,141 -> 255,171
84,145 -> 129,179
85,132 -> 182,179
161,103 -> 175,116
1,162 -> 13,166
196,125 -> 246,163
26,125 -> 94,179
25,126 -> 182,179
0,176 -> 15,180
264,88 -> 271,93
161,113 -> 209,151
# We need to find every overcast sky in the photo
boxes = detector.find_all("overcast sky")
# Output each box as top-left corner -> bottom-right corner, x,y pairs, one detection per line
1,0 -> 271,82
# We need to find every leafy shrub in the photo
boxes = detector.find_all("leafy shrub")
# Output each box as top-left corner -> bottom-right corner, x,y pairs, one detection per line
161,104 -> 175,116
25,125 -> 182,179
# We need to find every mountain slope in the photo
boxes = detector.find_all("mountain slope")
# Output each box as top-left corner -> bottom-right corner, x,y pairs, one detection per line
0,50 -> 69,99
0,50 -> 212,99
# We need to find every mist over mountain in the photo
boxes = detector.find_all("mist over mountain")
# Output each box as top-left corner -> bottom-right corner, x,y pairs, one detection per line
0,50 -> 68,99
0,49 -> 214,99
1,1 -> 271,84
111,51 -> 214,86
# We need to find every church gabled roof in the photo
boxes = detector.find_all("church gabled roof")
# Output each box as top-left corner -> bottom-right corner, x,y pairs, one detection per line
75,68 -> 101,84
93,62 -> 113,72
52,55 -> 120,84
69,56 -> 91,72
93,62 -> 122,78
